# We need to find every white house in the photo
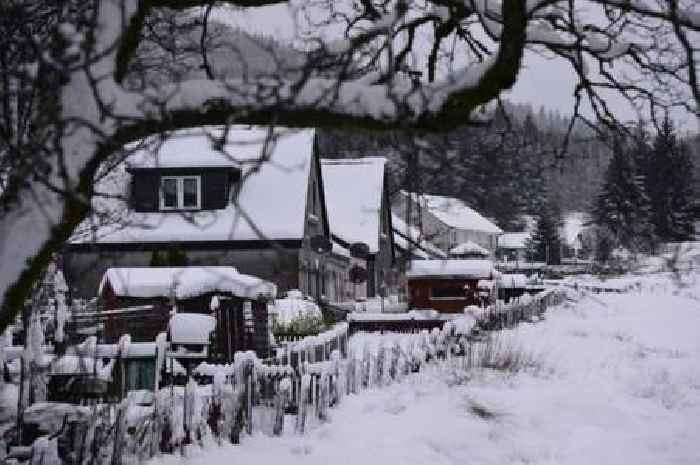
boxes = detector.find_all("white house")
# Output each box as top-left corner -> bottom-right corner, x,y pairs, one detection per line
320,157 -> 395,300
392,191 -> 502,257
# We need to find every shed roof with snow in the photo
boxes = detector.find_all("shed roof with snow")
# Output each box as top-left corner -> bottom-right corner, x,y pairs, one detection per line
321,157 -> 386,253
99,266 -> 276,300
406,259 -> 497,279
73,127 -> 317,243
401,191 -> 502,234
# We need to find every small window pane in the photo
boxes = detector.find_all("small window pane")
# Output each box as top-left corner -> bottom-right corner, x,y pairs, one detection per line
182,178 -> 198,208
162,178 -> 177,208
431,286 -> 466,299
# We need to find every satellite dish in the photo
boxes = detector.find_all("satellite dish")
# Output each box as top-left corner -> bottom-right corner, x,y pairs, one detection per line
310,235 -> 332,255
349,265 -> 368,284
349,242 -> 370,259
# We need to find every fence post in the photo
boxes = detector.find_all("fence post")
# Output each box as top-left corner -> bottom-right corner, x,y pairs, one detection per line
296,374 -> 310,434
246,362 -> 253,435
273,377 -> 290,436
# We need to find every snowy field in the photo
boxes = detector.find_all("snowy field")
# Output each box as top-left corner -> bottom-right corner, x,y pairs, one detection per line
152,273 -> 700,465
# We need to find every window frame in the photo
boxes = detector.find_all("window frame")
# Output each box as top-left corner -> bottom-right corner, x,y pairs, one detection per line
159,175 -> 201,211
429,285 -> 468,300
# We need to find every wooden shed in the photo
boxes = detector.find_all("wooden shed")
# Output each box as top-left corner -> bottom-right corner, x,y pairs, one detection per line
406,259 -> 498,313
98,266 -> 276,359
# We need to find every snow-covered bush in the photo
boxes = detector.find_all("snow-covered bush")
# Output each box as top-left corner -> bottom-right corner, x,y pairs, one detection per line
271,291 -> 325,335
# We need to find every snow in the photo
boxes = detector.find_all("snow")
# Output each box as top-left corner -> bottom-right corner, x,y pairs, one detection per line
498,273 -> 529,288
271,294 -> 323,326
146,272 -> 700,465
169,314 -> 216,345
392,214 -> 446,259
406,259 -> 498,279
331,240 -> 351,259
321,158 -> 386,253
99,266 -> 276,300
347,310 -> 448,321
73,127 -> 316,243
23,403 -> 92,434
49,355 -> 112,378
449,241 -> 489,256
401,192 -> 502,234
497,232 -> 530,249
561,211 -> 590,248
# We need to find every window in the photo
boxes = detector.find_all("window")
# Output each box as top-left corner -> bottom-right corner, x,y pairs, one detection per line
159,176 -> 201,210
125,359 -> 156,391
430,286 -> 467,300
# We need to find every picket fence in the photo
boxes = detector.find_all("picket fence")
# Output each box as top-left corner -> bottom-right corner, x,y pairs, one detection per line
18,289 -> 566,465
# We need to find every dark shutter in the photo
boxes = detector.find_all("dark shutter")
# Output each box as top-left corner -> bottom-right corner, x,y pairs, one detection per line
130,172 -> 160,212
202,171 -> 230,210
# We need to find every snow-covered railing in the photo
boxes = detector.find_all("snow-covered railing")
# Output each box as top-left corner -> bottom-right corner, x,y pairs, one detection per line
545,277 -> 641,294
14,289 -> 569,464
273,322 -> 349,368
472,288 -> 566,331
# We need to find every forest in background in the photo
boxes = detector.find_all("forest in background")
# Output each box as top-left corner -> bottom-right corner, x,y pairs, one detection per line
318,105 -> 700,232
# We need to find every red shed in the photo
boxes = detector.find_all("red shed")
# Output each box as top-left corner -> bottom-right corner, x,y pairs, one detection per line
406,259 -> 498,313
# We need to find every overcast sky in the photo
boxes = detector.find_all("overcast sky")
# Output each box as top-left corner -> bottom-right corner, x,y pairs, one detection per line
215,3 -> 698,134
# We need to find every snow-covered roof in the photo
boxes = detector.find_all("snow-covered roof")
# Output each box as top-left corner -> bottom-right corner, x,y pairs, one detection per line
391,213 -> 446,258
401,191 -> 502,234
99,266 -> 276,300
498,232 -> 530,249
406,259 -> 497,279
124,342 -> 158,358
498,273 -> 529,288
393,232 -> 429,259
73,126 -> 316,243
449,241 -> 489,256
169,313 -> 216,345
321,158 -> 386,253
331,240 -> 351,259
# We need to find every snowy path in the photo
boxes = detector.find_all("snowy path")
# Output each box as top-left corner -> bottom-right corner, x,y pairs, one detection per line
152,280 -> 700,465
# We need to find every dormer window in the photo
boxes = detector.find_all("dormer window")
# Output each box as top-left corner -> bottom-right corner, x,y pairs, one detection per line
159,175 -> 201,210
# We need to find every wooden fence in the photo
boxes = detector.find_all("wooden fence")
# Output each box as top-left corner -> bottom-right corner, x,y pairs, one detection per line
15,290 -> 566,465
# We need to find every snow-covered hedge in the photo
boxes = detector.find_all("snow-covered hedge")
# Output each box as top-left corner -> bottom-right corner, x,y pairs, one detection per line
270,291 -> 325,335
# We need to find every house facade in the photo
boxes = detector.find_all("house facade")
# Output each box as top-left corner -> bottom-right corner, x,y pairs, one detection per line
392,192 -> 502,257
320,158 -> 395,300
496,232 -> 531,263
406,259 -> 498,313
63,127 -> 339,302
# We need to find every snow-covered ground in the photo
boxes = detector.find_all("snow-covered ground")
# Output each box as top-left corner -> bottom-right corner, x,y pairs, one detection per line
151,274 -> 700,465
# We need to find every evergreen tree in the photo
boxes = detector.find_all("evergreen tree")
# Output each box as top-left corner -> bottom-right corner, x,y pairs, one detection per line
645,116 -> 696,242
526,199 -> 562,265
593,136 -> 653,252
667,143 -> 696,241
